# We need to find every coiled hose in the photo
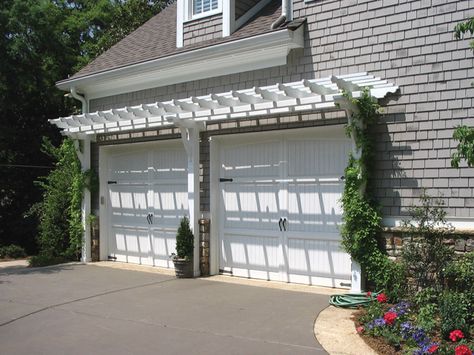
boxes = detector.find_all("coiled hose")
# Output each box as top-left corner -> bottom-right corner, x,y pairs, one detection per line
329,292 -> 379,309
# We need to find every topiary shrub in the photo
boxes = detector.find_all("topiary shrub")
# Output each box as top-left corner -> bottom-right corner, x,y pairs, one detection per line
174,216 -> 194,260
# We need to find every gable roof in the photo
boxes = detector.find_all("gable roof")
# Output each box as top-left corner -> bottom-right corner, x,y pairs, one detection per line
65,1 -> 283,82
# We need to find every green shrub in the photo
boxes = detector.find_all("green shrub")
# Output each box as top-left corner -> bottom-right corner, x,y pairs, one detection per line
417,304 -> 438,332
439,291 -> 469,339
401,192 -> 454,292
0,244 -> 26,259
28,254 -> 67,267
174,216 -> 194,260
445,251 -> 474,293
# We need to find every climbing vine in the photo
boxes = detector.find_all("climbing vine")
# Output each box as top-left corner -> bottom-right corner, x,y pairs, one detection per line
339,89 -> 406,300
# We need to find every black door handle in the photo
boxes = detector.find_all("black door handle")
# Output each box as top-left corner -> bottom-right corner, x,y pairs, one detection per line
278,218 -> 283,231
283,218 -> 288,231
147,213 -> 153,225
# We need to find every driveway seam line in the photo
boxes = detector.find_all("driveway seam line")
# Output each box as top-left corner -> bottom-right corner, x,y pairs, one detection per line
0,278 -> 176,327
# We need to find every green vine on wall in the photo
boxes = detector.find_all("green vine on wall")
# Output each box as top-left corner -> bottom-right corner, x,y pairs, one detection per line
339,89 -> 406,299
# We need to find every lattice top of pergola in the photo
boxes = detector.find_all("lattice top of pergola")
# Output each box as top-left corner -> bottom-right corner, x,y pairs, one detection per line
50,72 -> 398,136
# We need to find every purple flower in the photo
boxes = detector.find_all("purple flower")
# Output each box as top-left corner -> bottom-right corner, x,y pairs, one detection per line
412,328 -> 428,346
401,321 -> 412,339
366,321 -> 374,330
374,318 -> 386,327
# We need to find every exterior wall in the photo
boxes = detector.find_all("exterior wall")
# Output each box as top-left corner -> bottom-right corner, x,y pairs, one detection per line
183,14 -> 222,46
90,0 -> 474,222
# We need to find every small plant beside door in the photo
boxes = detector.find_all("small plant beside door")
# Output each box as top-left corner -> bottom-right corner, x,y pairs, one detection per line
170,216 -> 194,278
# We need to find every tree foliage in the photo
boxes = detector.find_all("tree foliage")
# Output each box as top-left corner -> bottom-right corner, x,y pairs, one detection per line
451,17 -> 474,169
0,0 -> 165,253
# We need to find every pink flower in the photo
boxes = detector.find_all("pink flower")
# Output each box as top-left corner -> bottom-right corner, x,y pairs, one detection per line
428,345 -> 439,353
455,345 -> 472,355
383,311 -> 397,325
356,326 -> 365,334
376,293 -> 388,303
366,291 -> 372,298
450,329 -> 465,342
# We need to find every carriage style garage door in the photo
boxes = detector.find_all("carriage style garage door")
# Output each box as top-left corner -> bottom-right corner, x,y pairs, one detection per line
218,127 -> 353,288
106,141 -> 188,268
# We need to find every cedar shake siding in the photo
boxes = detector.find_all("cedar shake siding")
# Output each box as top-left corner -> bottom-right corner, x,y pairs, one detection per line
89,0 -> 474,220
183,14 -> 223,46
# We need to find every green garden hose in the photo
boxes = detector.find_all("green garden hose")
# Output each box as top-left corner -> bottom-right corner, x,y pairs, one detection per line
329,292 -> 380,309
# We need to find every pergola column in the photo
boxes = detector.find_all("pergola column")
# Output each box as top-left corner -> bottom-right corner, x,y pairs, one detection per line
74,137 -> 92,263
172,118 -> 205,277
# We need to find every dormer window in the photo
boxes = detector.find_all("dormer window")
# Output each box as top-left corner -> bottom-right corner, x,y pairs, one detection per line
193,0 -> 219,16
184,0 -> 221,21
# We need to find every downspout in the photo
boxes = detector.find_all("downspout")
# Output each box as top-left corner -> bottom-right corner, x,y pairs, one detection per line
68,86 -> 91,263
70,87 -> 88,113
270,0 -> 289,29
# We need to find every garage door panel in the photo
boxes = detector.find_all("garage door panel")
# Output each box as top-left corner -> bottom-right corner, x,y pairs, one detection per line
287,140 -> 351,178
109,151 -> 150,182
221,233 -> 280,280
221,141 -> 281,178
152,148 -> 187,180
109,185 -> 150,227
153,184 -> 188,227
107,142 -> 188,268
222,183 -> 280,231
152,228 -> 177,268
287,182 -> 343,233
219,131 -> 352,288
109,227 -> 153,265
287,238 -> 352,287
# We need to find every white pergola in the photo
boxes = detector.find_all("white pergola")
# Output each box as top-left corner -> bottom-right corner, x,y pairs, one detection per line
50,72 -> 398,137
51,72 -> 398,290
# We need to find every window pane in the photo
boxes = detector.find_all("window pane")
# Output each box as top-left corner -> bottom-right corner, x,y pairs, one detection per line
193,0 -> 218,15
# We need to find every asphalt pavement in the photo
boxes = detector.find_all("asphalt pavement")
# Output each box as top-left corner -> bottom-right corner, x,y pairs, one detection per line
0,263 -> 328,355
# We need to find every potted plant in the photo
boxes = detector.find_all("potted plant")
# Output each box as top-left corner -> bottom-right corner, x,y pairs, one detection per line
170,216 -> 194,278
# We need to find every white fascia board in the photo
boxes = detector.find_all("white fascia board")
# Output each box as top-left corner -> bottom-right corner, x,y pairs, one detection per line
56,27 -> 304,100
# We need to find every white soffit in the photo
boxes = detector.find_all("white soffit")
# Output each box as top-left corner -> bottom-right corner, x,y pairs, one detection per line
56,27 -> 304,100
50,72 -> 398,137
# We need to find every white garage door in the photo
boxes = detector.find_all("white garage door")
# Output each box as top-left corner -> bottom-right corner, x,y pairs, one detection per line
107,141 -> 188,268
219,129 -> 353,288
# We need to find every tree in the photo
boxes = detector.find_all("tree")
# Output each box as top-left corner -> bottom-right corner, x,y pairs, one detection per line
0,0 -> 165,254
451,17 -> 474,168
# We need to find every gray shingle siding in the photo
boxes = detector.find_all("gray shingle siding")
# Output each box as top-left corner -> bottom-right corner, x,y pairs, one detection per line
183,14 -> 223,46
90,0 -> 474,219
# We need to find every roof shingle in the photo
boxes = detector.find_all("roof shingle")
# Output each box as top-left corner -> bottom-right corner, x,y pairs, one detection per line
69,1 -> 283,80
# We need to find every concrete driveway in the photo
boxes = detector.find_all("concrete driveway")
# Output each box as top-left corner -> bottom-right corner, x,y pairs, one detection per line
0,263 -> 328,355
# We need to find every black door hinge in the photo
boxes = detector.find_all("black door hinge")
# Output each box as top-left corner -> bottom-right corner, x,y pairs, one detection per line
108,181 -> 117,184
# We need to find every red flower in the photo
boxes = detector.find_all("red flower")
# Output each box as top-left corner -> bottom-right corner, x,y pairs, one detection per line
454,345 -> 472,355
366,291 -> 372,298
383,311 -> 397,325
450,330 -> 465,342
356,326 -> 365,333
376,293 -> 388,303
428,345 -> 439,353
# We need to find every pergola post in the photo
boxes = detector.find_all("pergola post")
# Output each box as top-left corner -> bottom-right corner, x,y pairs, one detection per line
74,137 -> 92,263
172,119 -> 205,277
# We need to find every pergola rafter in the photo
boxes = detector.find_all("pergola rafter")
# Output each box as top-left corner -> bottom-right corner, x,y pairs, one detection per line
50,72 -> 398,136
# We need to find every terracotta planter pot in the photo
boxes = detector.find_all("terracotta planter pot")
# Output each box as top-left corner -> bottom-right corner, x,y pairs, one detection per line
173,259 -> 193,278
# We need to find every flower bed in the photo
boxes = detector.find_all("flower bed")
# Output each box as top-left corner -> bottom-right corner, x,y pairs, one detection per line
354,293 -> 473,355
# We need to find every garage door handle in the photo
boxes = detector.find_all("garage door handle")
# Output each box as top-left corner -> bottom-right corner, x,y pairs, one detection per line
278,218 -> 283,231
147,213 -> 153,225
283,218 -> 288,231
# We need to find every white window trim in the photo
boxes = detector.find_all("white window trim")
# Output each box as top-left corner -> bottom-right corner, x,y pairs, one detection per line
184,0 -> 222,22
